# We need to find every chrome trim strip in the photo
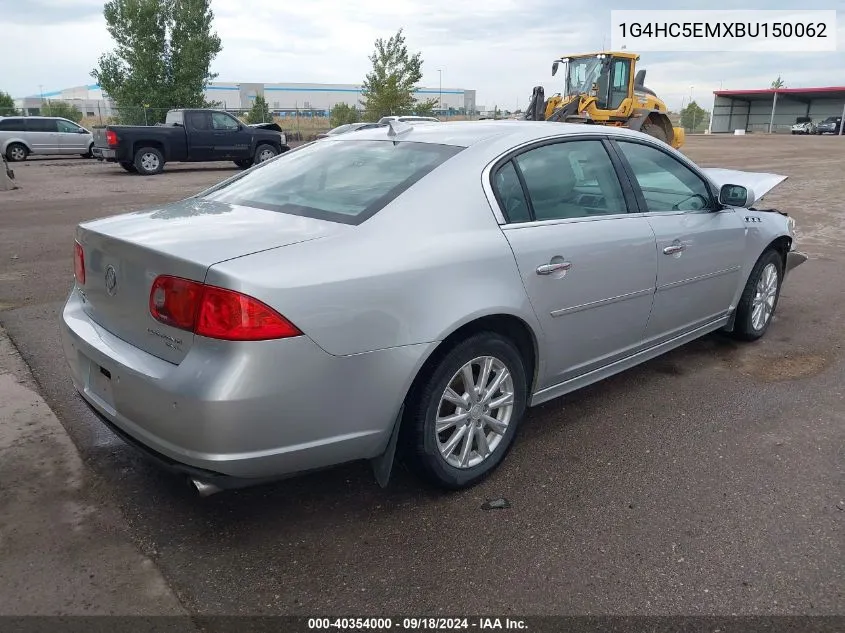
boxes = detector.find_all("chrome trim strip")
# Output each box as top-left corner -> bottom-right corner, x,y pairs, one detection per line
550,288 -> 653,318
656,266 -> 741,292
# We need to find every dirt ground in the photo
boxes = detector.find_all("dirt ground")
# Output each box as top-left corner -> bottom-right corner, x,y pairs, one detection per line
0,135 -> 843,619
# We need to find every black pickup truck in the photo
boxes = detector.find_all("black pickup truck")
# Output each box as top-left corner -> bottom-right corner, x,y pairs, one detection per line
92,108 -> 289,175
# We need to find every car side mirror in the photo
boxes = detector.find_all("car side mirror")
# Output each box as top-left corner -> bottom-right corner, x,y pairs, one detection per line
719,184 -> 755,208
78,128 -> 87,133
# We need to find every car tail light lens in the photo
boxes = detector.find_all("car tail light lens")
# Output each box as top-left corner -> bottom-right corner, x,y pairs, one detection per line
106,130 -> 118,146
74,241 -> 85,285
149,275 -> 301,341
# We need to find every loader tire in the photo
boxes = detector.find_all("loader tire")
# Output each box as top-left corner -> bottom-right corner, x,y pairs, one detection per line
641,119 -> 669,144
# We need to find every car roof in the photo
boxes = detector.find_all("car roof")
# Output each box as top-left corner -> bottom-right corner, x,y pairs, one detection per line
336,119 -> 657,148
0,115 -> 73,120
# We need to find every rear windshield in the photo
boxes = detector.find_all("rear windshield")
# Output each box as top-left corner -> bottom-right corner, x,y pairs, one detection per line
200,139 -> 462,224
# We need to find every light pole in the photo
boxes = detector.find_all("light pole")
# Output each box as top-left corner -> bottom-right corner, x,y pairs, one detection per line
437,69 -> 442,115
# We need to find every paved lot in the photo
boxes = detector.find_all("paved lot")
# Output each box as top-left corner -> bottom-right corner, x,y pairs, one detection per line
0,137 -> 843,617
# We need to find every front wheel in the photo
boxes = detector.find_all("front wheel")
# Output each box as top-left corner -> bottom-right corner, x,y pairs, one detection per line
730,249 -> 783,341
6,143 -> 28,162
81,143 -> 94,158
401,332 -> 528,489
254,143 -> 277,164
133,146 -> 164,175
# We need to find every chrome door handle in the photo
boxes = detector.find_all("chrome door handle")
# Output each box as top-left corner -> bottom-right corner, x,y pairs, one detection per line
663,244 -> 686,255
536,262 -> 572,275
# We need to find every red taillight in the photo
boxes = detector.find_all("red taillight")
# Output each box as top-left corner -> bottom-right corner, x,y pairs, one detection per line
149,276 -> 204,330
149,275 -> 301,341
74,241 -> 85,285
106,130 -> 118,146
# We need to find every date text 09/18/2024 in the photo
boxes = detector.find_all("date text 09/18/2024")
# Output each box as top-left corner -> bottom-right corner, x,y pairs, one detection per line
307,617 -> 528,630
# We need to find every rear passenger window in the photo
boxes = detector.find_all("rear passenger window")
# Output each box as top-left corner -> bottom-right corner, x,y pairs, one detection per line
492,161 -> 530,223
26,119 -> 58,132
0,118 -> 25,131
514,140 -> 627,220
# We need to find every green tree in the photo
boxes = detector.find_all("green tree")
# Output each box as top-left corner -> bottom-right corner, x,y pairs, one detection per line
245,95 -> 271,123
413,100 -> 436,117
91,0 -> 222,124
680,100 -> 707,131
41,100 -> 83,122
771,75 -> 786,89
360,28 -> 437,120
330,102 -> 360,127
0,90 -> 17,116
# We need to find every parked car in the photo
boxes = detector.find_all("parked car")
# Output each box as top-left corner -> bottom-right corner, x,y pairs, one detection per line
790,117 -> 816,134
815,116 -> 843,134
315,122 -> 385,139
91,108 -> 289,175
0,116 -> 94,161
61,121 -> 806,496
378,115 -> 440,124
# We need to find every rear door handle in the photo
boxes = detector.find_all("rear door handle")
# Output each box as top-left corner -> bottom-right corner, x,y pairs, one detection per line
536,262 -> 572,275
663,244 -> 686,255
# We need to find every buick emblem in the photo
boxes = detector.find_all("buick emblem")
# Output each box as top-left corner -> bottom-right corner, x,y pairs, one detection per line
104,265 -> 118,296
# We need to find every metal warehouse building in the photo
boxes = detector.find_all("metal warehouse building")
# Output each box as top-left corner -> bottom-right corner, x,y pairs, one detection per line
15,81 -> 477,117
710,87 -> 845,134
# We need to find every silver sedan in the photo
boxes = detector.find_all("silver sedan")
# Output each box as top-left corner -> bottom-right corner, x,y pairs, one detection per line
60,120 -> 807,495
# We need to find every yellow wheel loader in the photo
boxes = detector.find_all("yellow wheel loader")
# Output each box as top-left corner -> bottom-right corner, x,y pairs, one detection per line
523,51 -> 685,149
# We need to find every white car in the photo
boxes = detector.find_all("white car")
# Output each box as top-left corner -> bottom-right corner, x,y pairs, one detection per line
0,116 -> 94,161
378,115 -> 440,124
790,121 -> 815,135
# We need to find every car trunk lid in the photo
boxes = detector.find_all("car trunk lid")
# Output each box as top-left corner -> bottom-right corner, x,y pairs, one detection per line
76,198 -> 346,364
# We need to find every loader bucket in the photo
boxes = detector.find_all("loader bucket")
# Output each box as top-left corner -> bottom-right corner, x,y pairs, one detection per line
671,127 -> 685,149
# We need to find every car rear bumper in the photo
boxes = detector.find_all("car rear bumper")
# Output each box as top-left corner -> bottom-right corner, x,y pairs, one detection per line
92,147 -> 116,160
60,288 -> 426,481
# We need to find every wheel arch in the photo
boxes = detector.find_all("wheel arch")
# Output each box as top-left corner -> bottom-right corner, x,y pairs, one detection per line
132,140 -> 167,161
3,138 -> 32,154
725,235 -> 792,332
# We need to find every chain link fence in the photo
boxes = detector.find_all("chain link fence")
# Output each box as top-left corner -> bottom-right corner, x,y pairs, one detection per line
2,102 -> 484,142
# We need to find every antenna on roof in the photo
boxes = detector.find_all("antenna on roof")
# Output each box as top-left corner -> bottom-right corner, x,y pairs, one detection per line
386,119 -> 413,137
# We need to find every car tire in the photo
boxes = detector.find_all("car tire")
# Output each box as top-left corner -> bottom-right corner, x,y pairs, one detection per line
234,159 -> 253,169
401,332 -> 528,490
6,143 -> 28,162
730,249 -> 784,341
641,119 -> 669,144
119,162 -> 137,173
254,143 -> 277,164
81,143 -> 94,158
134,147 -> 165,175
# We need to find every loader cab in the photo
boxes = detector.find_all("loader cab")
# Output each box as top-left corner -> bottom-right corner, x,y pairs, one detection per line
553,53 -> 635,113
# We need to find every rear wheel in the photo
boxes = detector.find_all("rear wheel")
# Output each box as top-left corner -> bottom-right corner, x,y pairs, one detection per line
254,143 -> 277,164
401,332 -> 528,489
133,147 -> 164,175
730,249 -> 783,341
6,143 -> 28,162
119,162 -> 137,173
640,118 -> 669,143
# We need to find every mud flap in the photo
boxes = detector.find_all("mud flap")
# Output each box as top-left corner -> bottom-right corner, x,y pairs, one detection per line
370,404 -> 404,488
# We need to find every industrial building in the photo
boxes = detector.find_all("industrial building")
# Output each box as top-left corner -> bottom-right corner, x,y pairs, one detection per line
14,81 -> 477,118
709,86 -> 845,134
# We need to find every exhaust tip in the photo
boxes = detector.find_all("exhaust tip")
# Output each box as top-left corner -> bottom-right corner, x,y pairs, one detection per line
189,478 -> 222,497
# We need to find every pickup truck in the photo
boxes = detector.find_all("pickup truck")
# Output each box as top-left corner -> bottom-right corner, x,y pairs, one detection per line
92,108 -> 289,175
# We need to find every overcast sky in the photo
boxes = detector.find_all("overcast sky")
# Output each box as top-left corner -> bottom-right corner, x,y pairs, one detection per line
1,0 -> 843,111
